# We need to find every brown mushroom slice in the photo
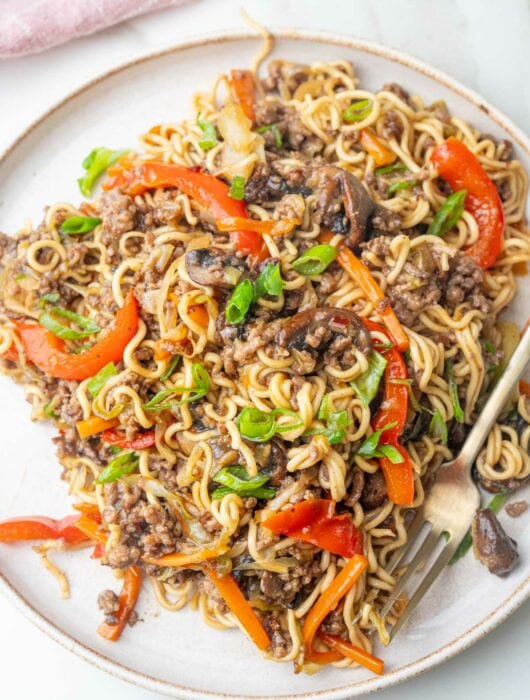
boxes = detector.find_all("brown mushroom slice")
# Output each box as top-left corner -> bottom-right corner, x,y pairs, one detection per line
360,470 -> 388,510
277,307 -> 371,375
254,440 -> 288,487
185,247 -> 244,288
471,509 -> 519,577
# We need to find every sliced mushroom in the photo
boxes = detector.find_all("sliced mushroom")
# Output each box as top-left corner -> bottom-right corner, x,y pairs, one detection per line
277,307 -> 371,374
471,509 -> 519,577
185,247 -> 244,288
345,467 -> 366,507
360,470 -> 388,510
473,468 -> 530,495
307,166 -> 377,247
255,440 -> 288,487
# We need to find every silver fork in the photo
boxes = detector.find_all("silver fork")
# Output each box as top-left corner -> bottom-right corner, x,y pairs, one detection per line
380,325 -> 530,641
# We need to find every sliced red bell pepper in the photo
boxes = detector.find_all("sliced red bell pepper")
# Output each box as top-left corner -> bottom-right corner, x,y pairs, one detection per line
431,137 -> 505,269
229,69 -> 256,122
363,318 -> 415,506
103,160 -> 263,256
262,499 -> 363,558
102,428 -> 156,450
97,565 -> 141,641
0,514 -> 88,544
12,291 -> 138,381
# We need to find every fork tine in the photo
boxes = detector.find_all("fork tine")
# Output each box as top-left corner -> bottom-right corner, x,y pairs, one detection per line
385,509 -> 426,575
380,526 -> 441,617
388,540 -> 458,639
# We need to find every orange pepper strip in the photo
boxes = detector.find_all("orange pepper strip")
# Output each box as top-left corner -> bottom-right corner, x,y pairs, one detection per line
359,129 -> 396,167
145,542 -> 230,567
229,69 -> 256,122
13,291 -> 139,381
337,247 -> 409,351
76,416 -> 120,439
97,566 -> 142,641
216,216 -> 299,237
74,514 -> 108,545
317,632 -> 384,675
188,304 -> 209,329
72,503 -> 101,515
302,555 -> 368,663
206,568 -> 271,651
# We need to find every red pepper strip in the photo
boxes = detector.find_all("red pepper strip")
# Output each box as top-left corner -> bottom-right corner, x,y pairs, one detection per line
0,514 -> 88,544
97,566 -> 142,641
91,542 -> 106,559
102,428 -> 156,450
103,160 -> 264,257
262,499 -> 363,558
12,291 -> 138,381
316,632 -> 384,675
520,379 -> 530,397
431,137 -> 505,269
363,318 -> 415,506
2,343 -> 19,362
229,69 -> 256,122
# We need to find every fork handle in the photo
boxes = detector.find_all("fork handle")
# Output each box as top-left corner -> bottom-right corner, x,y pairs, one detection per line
457,324 -> 530,471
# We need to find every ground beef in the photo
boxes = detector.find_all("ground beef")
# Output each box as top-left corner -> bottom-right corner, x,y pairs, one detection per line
255,98 -> 324,157
505,501 -> 528,518
261,60 -> 312,96
381,109 -> 404,140
361,237 -> 491,326
98,189 -> 137,237
97,589 -> 120,625
382,82 -> 411,104
481,134 -> 514,162
102,482 -> 182,568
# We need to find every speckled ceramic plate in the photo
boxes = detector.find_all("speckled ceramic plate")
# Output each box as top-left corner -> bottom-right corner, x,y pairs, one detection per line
0,29 -> 529,700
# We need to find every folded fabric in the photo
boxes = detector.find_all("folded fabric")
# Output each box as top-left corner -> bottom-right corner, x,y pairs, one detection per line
0,0 -> 191,58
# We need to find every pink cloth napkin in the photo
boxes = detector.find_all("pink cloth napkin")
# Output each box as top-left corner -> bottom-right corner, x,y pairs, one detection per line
0,0 -> 191,58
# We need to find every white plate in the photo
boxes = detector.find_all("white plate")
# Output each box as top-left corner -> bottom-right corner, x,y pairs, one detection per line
0,29 -> 529,700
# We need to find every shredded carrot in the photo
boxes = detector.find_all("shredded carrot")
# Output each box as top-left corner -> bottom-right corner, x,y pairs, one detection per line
188,304 -> 209,329
217,216 -> 299,237
74,514 -> 108,545
317,632 -> 384,675
97,566 -> 141,641
72,503 -> 100,515
359,129 -> 396,166
519,379 -> 530,397
338,247 -> 409,351
145,542 -> 230,567
206,567 -> 271,651
76,415 -> 120,439
302,555 -> 367,663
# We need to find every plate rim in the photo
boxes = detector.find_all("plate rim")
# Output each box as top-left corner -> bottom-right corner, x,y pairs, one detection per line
0,27 -> 529,700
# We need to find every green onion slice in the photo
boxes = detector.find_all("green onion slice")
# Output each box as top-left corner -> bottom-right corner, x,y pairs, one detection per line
254,262 -> 284,299
292,244 -> 337,276
78,147 -> 125,198
160,355 -> 180,382
305,395 -> 351,445
237,406 -> 303,442
39,292 -> 60,308
429,408 -> 448,445
351,350 -> 387,406
87,362 -> 117,399
375,162 -> 408,176
60,216 -> 102,234
428,190 -> 467,237
197,114 -> 218,151
225,279 -> 254,325
387,179 -> 420,196
96,452 -> 139,484
143,363 -> 210,411
357,421 -> 399,460
343,99 -> 372,123
39,307 -> 101,341
446,361 -> 465,423
43,402 -> 58,419
229,175 -> 246,201
255,124 -> 283,149
211,466 -> 275,500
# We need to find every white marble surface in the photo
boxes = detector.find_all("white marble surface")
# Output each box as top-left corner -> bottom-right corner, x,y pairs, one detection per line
0,0 -> 529,698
